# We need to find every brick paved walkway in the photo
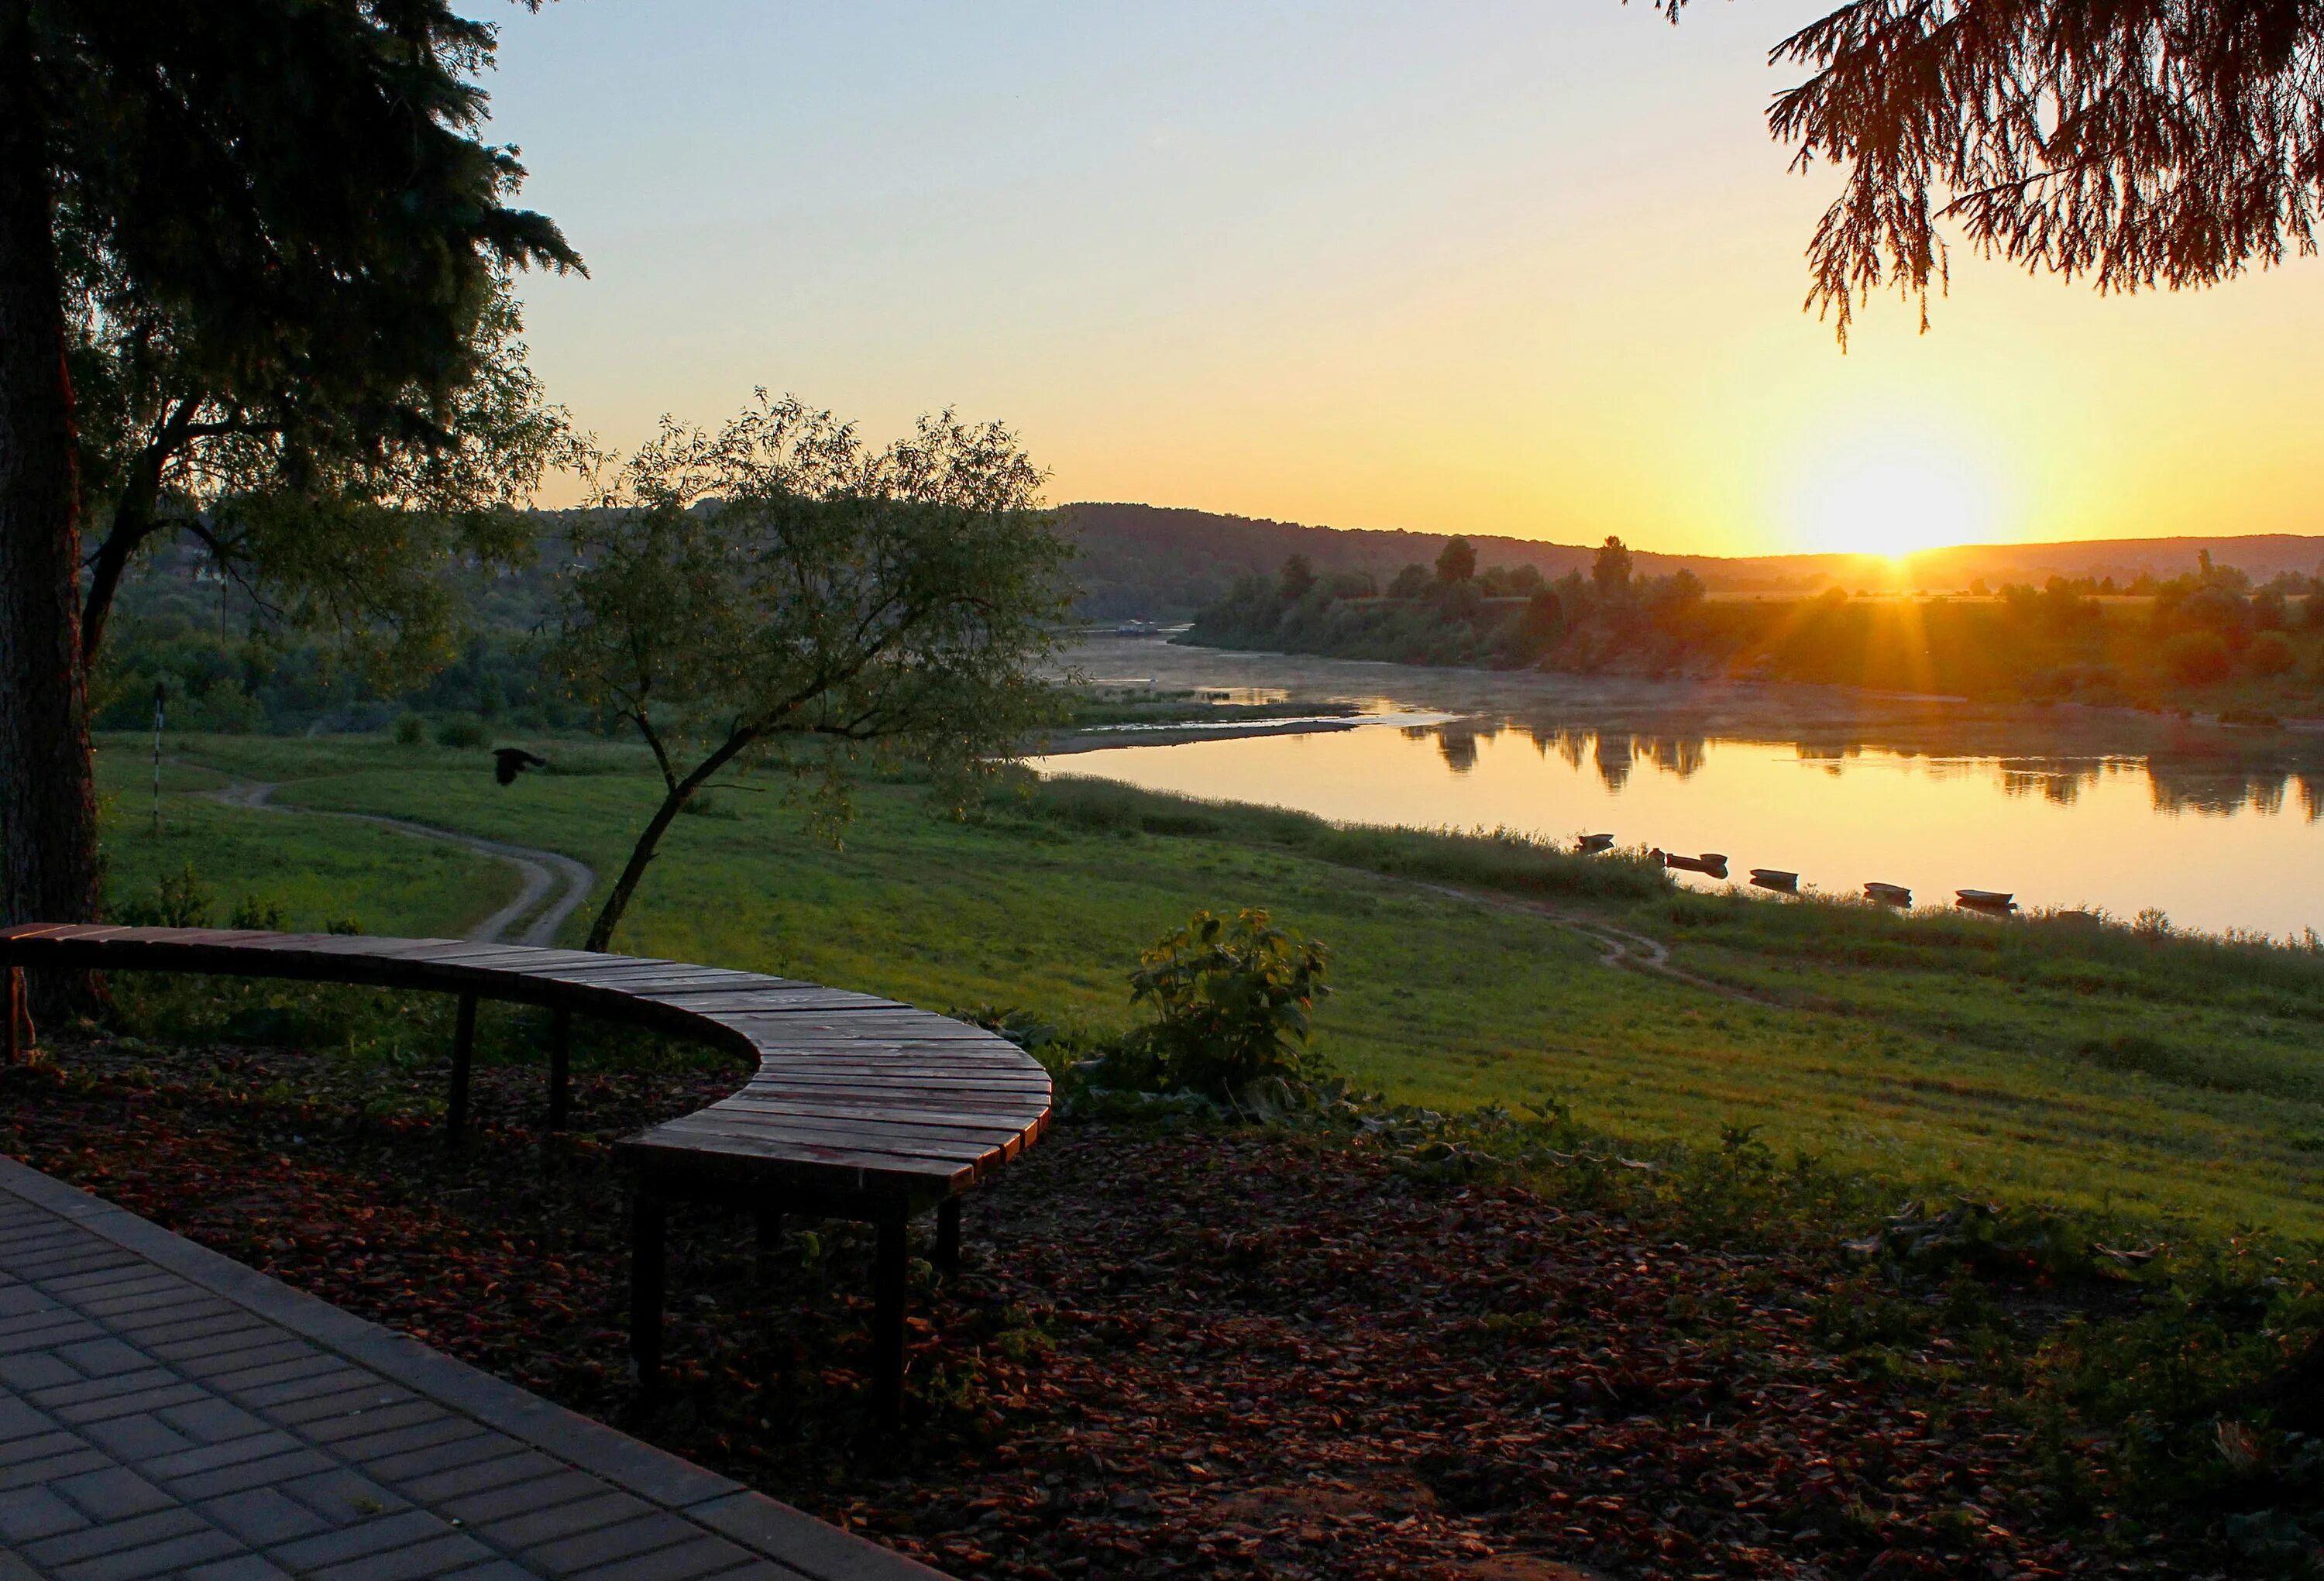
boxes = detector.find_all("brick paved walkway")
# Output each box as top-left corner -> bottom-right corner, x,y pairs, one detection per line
0,1157 -> 943,1581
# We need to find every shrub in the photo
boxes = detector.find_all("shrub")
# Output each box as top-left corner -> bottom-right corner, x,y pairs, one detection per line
2161,631 -> 2232,685
2245,630 -> 2297,676
392,713 -> 426,746
227,894 -> 287,930
325,916 -> 362,936
115,864 -> 212,927
435,713 -> 488,748
1122,908 -> 1331,1097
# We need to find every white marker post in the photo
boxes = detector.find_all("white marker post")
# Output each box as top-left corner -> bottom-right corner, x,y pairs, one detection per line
151,680 -> 167,834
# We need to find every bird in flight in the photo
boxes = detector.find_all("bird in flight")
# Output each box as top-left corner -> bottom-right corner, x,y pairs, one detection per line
493,748 -> 549,786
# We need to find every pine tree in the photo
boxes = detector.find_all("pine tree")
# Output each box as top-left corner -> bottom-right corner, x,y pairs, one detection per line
0,0 -> 577,943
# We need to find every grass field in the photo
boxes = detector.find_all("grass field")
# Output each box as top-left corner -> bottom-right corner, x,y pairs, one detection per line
95,730 -> 2324,1236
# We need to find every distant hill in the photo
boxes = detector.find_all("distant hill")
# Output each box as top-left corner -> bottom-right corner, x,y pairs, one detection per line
1057,501 -> 2324,620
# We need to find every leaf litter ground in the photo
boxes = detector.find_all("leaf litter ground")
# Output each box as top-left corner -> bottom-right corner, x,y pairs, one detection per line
0,1036 -> 2185,1579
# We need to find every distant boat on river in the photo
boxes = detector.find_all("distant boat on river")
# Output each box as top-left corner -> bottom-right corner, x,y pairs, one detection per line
1749,869 -> 1798,892
1957,889 -> 2017,913
1865,882 -> 1913,907
1576,833 -> 1615,854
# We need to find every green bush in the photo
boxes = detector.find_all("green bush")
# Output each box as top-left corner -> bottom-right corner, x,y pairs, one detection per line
114,863 -> 212,927
2162,630 -> 2233,684
392,713 -> 427,746
435,713 -> 488,748
2246,630 -> 2298,676
227,894 -> 287,931
1120,907 -> 1331,1097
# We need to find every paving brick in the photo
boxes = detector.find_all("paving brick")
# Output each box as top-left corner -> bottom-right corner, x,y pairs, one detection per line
157,1399 -> 272,1445
333,1416 -> 493,1467
26,1366 -> 187,1411
176,1338 -> 317,1380
46,1379 -> 209,1427
301,1397 -> 454,1445
198,1486 -> 332,1546
395,1449 -> 562,1505
365,1430 -> 528,1488
566,1531 -> 758,1581
308,1531 -> 498,1581
184,1558 -> 295,1581
268,1382 -> 412,1427
525,1511 -> 707,1576
0,1483 -> 92,1542
51,1338 -> 151,1378
164,1446 -> 339,1503
222,1358 -> 373,1404
435,1469 -> 603,1528
52,1466 -> 175,1521
148,1325 -> 283,1365
266,1507 -> 462,1569
48,1270 -> 182,1304
80,1411 -> 198,1462
0,1394 -> 55,1441
472,1486 -> 651,1550
44,1524 -> 244,1581
142,1428 -> 311,1483
20,1505 -> 210,1566
108,1308 -> 249,1347
280,1466 -> 414,1524
0,1315 -> 101,1353
0,1445 -> 109,1492
0,1349 -> 81,1389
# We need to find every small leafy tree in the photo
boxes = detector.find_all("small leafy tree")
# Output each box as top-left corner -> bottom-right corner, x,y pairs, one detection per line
1593,534 -> 1634,603
1435,536 -> 1478,585
1126,908 -> 1332,1097
552,393 -> 1075,952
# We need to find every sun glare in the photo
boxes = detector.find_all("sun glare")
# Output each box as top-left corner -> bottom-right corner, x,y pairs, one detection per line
1796,450 -> 1996,560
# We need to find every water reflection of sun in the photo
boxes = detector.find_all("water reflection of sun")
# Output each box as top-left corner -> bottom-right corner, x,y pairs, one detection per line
1797,451 -> 1996,560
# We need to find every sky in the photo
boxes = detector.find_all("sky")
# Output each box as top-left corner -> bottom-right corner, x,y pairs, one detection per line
471,1 -> 2324,559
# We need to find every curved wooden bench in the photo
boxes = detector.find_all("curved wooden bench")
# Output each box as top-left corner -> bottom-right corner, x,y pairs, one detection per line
0,924 -> 1051,1420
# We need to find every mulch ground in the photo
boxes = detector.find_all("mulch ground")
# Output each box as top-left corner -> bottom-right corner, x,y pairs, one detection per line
0,1036 -> 2174,1579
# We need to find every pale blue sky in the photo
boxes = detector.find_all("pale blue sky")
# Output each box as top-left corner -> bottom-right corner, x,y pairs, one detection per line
471,2 -> 2324,555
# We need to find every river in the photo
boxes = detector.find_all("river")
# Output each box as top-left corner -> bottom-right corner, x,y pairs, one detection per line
1027,636 -> 2324,941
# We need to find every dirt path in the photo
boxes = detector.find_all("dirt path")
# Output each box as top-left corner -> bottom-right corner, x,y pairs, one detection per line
205,776 -> 594,946
1397,875 -> 1774,1005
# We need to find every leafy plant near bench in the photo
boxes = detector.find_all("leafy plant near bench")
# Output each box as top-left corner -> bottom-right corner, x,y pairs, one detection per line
1115,908 -> 1331,1098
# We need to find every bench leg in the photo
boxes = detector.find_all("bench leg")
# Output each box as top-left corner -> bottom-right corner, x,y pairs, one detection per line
4,968 -> 22,1066
547,1008 -> 572,1133
872,1205 -> 908,1424
934,1196 -> 962,1281
631,1187 -> 668,1388
447,992 -> 477,1143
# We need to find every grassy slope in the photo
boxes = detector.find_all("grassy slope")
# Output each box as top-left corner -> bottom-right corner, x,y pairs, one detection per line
113,731 -> 2324,1235
96,744 -> 522,940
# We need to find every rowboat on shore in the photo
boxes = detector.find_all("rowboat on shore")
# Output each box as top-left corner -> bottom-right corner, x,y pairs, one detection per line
1749,869 -> 1799,892
1576,833 -> 1616,854
1654,851 -> 1729,878
1864,882 -> 1913,907
1956,889 -> 2017,913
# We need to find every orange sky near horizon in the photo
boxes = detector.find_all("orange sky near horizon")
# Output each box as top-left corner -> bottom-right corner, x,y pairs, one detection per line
476,2 -> 2324,561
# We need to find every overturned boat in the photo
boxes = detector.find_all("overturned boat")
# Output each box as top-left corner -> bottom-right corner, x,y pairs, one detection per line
1956,888 -> 2017,913
1864,882 -> 1913,907
1576,833 -> 1616,854
1749,869 -> 1799,892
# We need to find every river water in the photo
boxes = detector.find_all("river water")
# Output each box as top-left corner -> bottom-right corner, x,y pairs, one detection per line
1028,637 -> 2324,941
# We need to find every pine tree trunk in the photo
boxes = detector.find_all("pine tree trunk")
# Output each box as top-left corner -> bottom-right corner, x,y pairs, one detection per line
0,10 -> 102,985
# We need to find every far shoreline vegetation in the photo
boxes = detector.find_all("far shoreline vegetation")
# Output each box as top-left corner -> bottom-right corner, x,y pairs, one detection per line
1184,534 -> 2324,720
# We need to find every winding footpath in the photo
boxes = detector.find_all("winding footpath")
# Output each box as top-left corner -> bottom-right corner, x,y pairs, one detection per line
205,776 -> 595,947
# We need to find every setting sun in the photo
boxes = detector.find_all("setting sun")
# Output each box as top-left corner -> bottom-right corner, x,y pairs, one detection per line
1795,448 -> 1997,559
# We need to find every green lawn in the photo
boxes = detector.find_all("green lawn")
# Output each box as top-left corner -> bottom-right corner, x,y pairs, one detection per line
101,730 -> 2324,1236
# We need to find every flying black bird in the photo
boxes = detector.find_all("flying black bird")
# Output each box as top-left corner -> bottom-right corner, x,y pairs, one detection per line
493,748 -> 548,786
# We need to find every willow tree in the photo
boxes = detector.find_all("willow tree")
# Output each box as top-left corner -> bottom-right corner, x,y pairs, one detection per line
552,394 -> 1076,953
1654,1 -> 2324,342
0,0 -> 576,943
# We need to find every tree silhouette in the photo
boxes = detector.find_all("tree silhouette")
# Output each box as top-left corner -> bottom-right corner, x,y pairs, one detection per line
0,0 -> 576,939
1654,1 -> 2324,342
1435,537 -> 1479,584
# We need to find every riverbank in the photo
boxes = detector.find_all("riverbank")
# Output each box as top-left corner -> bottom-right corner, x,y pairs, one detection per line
95,730 -> 2324,1236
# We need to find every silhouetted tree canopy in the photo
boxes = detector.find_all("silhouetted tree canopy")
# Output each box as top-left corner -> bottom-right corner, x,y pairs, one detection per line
1655,1 -> 2324,341
1435,536 -> 1479,584
0,0 -> 576,936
